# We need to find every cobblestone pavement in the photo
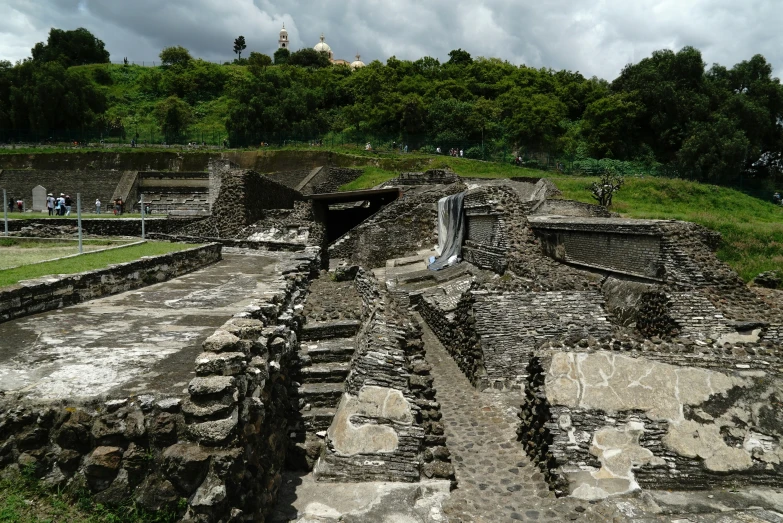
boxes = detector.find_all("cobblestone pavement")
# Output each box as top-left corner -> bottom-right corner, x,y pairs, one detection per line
417,313 -> 618,523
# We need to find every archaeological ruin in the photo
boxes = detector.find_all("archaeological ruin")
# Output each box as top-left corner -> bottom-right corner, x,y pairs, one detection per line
0,152 -> 782,522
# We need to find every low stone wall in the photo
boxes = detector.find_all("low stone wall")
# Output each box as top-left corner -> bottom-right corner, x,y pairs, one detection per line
531,200 -> 616,218
0,243 -> 222,324
0,248 -> 319,522
519,341 -> 783,498
5,218 -> 200,236
315,269 -> 454,484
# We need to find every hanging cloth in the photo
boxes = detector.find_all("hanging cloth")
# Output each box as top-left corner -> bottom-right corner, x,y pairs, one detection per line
429,192 -> 465,271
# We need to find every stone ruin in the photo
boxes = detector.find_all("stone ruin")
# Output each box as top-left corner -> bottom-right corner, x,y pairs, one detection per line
0,162 -> 782,521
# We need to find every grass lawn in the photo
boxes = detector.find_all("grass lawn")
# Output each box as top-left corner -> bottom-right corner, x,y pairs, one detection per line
0,241 -> 196,288
0,469 -> 181,522
340,161 -> 783,282
0,238 -> 135,269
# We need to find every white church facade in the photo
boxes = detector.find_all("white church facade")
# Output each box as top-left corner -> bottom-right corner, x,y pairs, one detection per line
279,25 -> 365,69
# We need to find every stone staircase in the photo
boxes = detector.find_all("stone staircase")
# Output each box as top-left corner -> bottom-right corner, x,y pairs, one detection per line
287,319 -> 361,469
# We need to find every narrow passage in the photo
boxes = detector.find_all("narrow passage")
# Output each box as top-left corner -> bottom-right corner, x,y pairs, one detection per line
418,313 -> 596,523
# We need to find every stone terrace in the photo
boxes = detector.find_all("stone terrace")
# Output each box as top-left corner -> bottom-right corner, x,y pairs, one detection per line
0,250 -> 289,403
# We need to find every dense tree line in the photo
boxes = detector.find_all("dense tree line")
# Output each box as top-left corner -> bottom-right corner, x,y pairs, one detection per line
1,28 -> 782,184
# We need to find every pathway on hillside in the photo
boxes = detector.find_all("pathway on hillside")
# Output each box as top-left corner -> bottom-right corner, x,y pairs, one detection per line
417,313 -> 606,523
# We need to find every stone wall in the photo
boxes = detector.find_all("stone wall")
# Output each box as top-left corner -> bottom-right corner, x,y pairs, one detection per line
328,183 -> 466,267
0,243 -> 222,324
0,169 -> 128,211
173,168 -> 303,239
311,167 -> 362,194
532,199 -> 616,218
314,270 -> 454,484
530,216 -> 665,281
0,248 -> 319,522
5,217 -> 200,236
519,343 -> 783,498
461,188 -> 509,273
421,288 -> 613,391
381,168 -> 460,187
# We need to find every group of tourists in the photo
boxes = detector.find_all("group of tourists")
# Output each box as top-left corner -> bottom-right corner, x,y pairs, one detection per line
447,148 -> 463,157
6,198 -> 24,212
45,193 -> 73,216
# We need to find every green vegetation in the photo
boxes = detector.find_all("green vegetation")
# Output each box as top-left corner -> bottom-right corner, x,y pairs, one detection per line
0,468 -> 181,522
0,241 -> 195,288
0,238 -> 133,269
2,28 -> 782,188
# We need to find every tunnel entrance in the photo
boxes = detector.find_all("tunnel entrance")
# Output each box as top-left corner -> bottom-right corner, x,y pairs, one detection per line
308,188 -> 400,244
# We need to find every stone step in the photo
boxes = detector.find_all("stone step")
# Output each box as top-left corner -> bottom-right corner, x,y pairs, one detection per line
301,337 -> 356,363
299,362 -> 351,383
297,382 -> 344,408
289,407 -> 337,435
300,320 -> 361,341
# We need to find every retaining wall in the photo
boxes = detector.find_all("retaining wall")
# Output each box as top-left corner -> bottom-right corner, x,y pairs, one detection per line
0,243 -> 222,324
0,169 -> 128,212
5,217 -> 201,236
0,248 -> 319,521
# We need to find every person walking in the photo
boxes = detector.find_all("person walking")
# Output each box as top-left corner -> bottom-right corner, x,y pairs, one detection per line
47,193 -> 55,216
95,198 -> 102,214
57,194 -> 65,216
64,195 -> 72,216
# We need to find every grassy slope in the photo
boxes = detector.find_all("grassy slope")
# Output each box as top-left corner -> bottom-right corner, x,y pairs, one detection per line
0,241 -> 195,288
340,158 -> 783,282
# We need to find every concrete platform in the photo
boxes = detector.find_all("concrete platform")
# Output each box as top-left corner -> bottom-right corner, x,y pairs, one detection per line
0,250 -> 291,403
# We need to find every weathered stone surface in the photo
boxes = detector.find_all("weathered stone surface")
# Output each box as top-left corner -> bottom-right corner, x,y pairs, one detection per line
187,408 -> 239,446
188,376 -> 236,396
135,473 -> 180,512
84,446 -> 123,479
202,330 -> 241,353
195,352 -> 247,376
163,443 -> 212,495
190,471 -> 227,508
326,387 -> 413,456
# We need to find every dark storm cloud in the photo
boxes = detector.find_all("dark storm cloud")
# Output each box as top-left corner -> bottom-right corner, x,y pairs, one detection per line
2,0 -> 782,79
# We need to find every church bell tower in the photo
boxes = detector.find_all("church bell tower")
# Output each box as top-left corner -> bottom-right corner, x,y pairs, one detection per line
279,23 -> 288,49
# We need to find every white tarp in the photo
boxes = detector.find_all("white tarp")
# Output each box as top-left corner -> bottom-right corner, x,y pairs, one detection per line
429,192 -> 465,271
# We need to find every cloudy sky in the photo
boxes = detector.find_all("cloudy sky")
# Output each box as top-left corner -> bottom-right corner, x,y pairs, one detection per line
1,0 -> 781,80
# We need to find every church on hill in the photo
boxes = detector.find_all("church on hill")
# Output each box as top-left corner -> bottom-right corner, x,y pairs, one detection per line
278,24 -> 365,69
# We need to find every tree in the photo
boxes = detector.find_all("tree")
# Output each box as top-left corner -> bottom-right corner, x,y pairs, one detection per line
31,27 -> 110,67
233,36 -> 247,61
588,171 -> 624,207
288,48 -> 331,68
155,96 -> 192,139
248,52 -> 272,74
447,49 -> 473,67
274,48 -> 290,65
159,46 -> 192,67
